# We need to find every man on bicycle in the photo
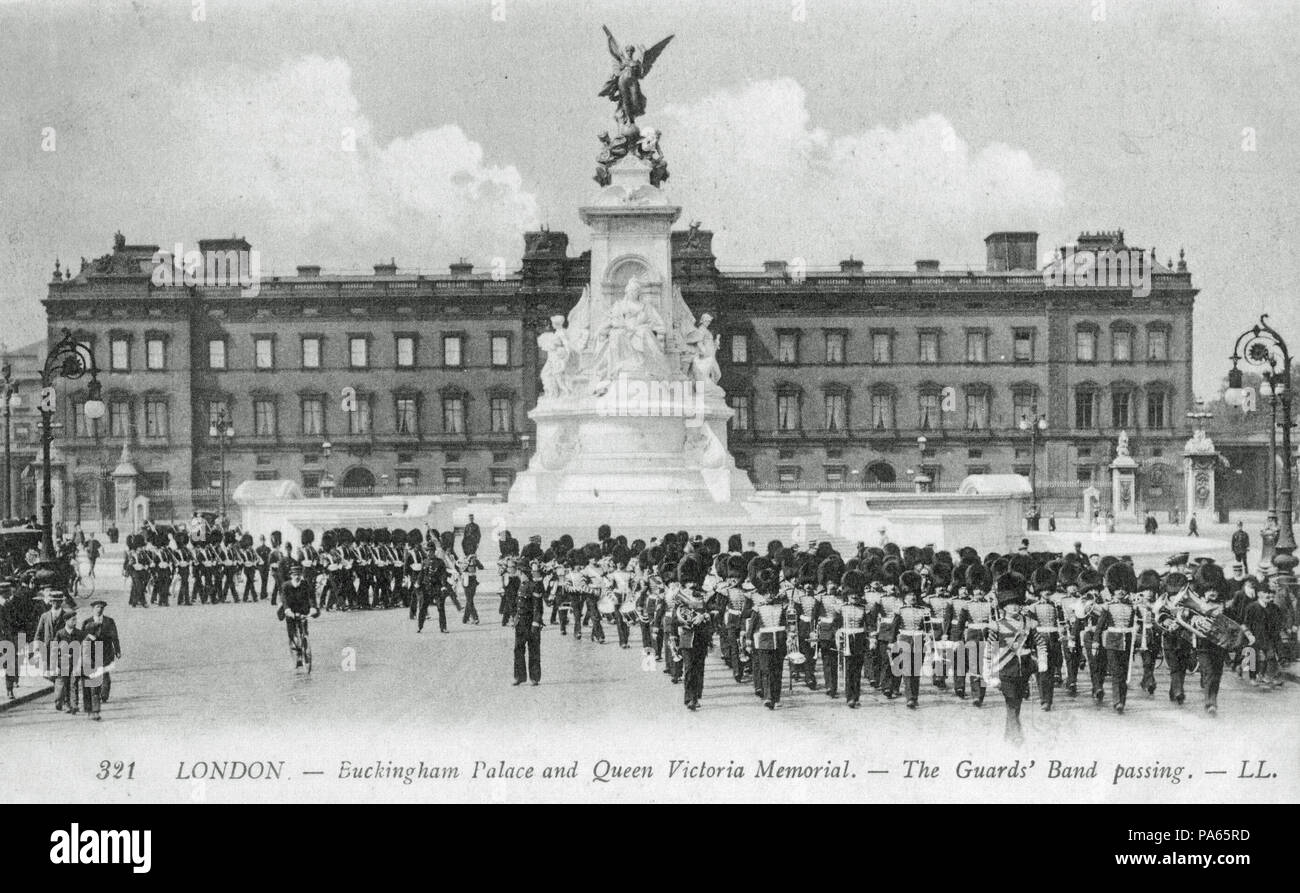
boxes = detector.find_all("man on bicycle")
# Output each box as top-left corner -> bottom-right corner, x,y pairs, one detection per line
276,562 -> 319,668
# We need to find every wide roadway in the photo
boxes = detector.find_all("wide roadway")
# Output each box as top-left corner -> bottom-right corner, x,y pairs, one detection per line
1,573 -> 1295,803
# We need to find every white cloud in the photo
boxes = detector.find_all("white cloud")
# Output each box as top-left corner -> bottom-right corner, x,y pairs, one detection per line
139,55 -> 539,272
658,78 -> 1065,268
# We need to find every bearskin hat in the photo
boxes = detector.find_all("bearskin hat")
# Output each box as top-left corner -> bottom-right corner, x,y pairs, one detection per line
840,569 -> 866,596
727,533 -> 743,553
1104,561 -> 1137,594
405,528 -> 422,547
995,571 -> 1027,606
677,553 -> 704,588
1194,561 -> 1226,595
1077,568 -> 1103,592
658,561 -> 677,582
611,543 -> 631,568
1163,571 -> 1189,594
930,562 -> 952,588
701,537 -> 721,558
321,530 -> 336,551
883,542 -> 901,558
726,554 -> 747,580
1136,568 -> 1162,593
581,542 -> 602,562
754,565 -> 779,594
1008,553 -> 1033,578
965,563 -> 993,592
818,555 -> 844,587
1031,565 -> 1056,592
899,569 -> 923,593
880,557 -> 902,585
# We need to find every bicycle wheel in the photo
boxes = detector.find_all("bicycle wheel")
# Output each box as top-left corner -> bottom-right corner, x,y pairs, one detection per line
303,636 -> 312,673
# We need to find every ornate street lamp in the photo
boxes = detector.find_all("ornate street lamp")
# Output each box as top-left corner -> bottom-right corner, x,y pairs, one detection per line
1018,406 -> 1048,529
913,434 -> 932,493
208,407 -> 235,518
319,440 -> 334,498
38,329 -> 105,560
1225,314 -> 1295,590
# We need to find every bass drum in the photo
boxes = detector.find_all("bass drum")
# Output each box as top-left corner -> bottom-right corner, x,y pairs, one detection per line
597,593 -> 618,622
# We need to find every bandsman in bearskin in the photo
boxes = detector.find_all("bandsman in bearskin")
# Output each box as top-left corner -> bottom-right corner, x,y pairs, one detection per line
990,571 -> 1036,744
839,570 -> 872,707
1027,565 -> 1064,710
1134,568 -> 1163,696
1093,562 -> 1141,713
745,559 -> 785,709
816,561 -> 845,699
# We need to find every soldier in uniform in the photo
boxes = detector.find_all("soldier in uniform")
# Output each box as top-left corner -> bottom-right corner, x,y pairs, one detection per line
126,535 -> 149,608
512,560 -> 545,686
746,562 -> 786,709
894,574 -> 932,709
670,583 -> 711,710
1027,570 -> 1064,710
793,561 -> 821,690
926,576 -> 955,692
255,535 -> 272,600
956,566 -> 995,705
1158,571 -> 1196,705
1051,580 -> 1084,695
817,566 -> 845,699
1134,569 -> 1163,696
874,583 -> 903,697
239,533 -> 258,603
718,556 -> 748,680
174,530 -> 193,606
990,572 -> 1036,744
458,551 -> 484,624
1093,563 -> 1140,713
839,571 -> 872,707
1196,581 -> 1230,715
415,542 -> 449,634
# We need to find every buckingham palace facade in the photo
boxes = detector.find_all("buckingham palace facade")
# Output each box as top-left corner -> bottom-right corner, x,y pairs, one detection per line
41,227 -> 1196,524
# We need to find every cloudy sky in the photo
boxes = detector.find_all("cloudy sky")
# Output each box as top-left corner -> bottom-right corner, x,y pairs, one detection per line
0,0 -> 1296,397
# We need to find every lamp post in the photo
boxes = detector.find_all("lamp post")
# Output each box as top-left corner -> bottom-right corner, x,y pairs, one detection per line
1018,405 -> 1048,530
2,361 -> 19,520
1260,378 -> 1280,564
38,329 -> 105,561
208,407 -> 235,519
913,435 -> 932,493
319,440 -> 334,498
1226,314 -> 1295,592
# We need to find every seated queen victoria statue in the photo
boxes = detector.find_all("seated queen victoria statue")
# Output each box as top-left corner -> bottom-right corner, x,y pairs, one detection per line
589,276 -> 672,394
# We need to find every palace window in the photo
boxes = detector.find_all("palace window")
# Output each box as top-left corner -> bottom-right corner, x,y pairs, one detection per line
442,395 -> 466,434
870,392 -> 894,429
965,393 -> 990,430
1112,328 -> 1133,363
254,337 -> 274,370
1012,329 -> 1034,362
347,396 -> 372,435
871,332 -> 893,364
918,331 -> 940,364
110,337 -> 129,371
443,335 -> 463,368
207,338 -> 226,370
824,331 -> 846,364
918,391 -> 940,429
1147,328 -> 1168,362
146,337 -> 166,370
1112,390 -> 1133,428
1076,328 -> 1097,362
490,396 -> 513,433
1147,391 -> 1168,428
729,334 -> 749,364
728,394 -> 752,431
396,336 -> 416,368
824,393 -> 847,431
491,335 -> 511,367
1075,388 -> 1099,429
776,393 -> 800,431
108,400 -> 131,438
253,399 -> 277,436
396,397 -> 419,434
965,331 -> 987,363
301,397 -> 324,436
143,399 -> 168,438
349,337 -> 369,369
301,337 -> 321,369
777,331 -> 799,364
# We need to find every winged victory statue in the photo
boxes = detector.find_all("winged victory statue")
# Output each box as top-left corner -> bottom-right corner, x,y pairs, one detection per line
598,25 -> 674,129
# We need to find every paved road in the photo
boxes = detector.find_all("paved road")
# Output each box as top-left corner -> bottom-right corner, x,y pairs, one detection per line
1,574 -> 1296,803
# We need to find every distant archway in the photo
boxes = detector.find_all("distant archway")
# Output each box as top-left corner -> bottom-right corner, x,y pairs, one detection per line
864,461 -> 896,484
341,466 -> 375,494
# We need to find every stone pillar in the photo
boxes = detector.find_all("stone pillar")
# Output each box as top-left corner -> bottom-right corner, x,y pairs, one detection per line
1109,431 -> 1139,521
111,441 -> 140,532
1182,429 -> 1220,526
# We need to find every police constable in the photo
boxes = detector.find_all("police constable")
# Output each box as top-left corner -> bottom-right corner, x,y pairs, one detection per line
512,560 -> 545,686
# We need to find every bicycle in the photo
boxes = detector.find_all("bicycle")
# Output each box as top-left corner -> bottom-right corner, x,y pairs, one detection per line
285,611 -> 313,673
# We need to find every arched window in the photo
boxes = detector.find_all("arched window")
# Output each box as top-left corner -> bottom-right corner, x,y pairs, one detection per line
864,461 -> 896,484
